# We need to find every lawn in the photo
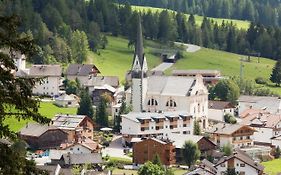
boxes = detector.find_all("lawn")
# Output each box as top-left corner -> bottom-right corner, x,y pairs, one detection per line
4,102 -> 77,132
132,5 -> 250,29
112,168 -> 187,175
87,35 -> 162,82
262,158 -> 281,175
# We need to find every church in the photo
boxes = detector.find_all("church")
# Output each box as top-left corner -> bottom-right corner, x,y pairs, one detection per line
121,16 -> 209,143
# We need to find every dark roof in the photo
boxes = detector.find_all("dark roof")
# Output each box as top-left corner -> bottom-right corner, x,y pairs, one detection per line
66,64 -> 100,76
19,123 -> 63,137
29,65 -> 62,77
201,159 -> 216,172
208,101 -> 235,109
134,15 -> 145,68
36,165 -> 72,175
62,153 -> 103,165
215,150 -> 264,172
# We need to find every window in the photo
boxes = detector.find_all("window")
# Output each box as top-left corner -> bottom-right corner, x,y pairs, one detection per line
240,163 -> 245,167
240,136 -> 243,140
148,98 -> 158,106
198,103 -> 200,112
220,163 -> 225,167
247,136 -> 250,139
166,98 -> 177,107
77,148 -> 80,151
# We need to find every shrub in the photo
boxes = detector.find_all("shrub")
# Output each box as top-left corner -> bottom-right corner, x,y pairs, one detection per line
224,114 -> 237,124
255,77 -> 267,84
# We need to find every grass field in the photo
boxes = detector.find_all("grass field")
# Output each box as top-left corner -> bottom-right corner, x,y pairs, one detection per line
262,158 -> 281,175
4,102 -> 77,132
87,36 -> 162,82
132,5 -> 250,29
112,168 -> 187,175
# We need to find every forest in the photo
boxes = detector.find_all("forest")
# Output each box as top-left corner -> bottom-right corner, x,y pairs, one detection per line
1,0 -> 281,64
120,0 -> 281,26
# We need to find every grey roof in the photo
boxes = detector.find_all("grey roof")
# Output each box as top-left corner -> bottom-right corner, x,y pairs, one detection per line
168,134 -> 214,149
172,69 -> 221,76
29,65 -> 62,77
206,123 -> 253,135
19,123 -> 59,137
147,76 -> 195,96
62,153 -> 103,165
122,111 -> 191,123
66,64 -> 100,76
55,94 -> 77,101
238,95 -> 280,103
36,165 -> 72,175
85,76 -> 119,87
208,101 -> 235,110
52,114 -> 91,130
49,149 -> 68,160
215,150 -> 264,172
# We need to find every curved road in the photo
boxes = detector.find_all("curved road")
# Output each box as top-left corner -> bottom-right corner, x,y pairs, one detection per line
175,42 -> 201,53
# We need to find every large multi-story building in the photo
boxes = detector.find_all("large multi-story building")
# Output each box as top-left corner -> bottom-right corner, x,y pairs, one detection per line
122,16 -> 209,142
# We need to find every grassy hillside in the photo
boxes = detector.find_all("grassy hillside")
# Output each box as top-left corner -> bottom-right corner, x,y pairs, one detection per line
4,102 -> 77,132
88,35 -> 281,94
87,36 -> 162,82
262,159 -> 281,175
132,5 -> 250,29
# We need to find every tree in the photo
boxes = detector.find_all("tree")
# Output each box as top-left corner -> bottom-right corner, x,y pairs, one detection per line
152,154 -> 162,166
270,59 -> 281,86
224,114 -> 237,124
0,15 -> 50,173
275,146 -> 281,158
182,140 -> 201,167
193,120 -> 201,135
96,94 -> 109,127
0,15 -> 50,138
77,88 -> 94,119
70,30 -> 89,63
226,168 -> 237,175
114,97 -> 129,132
138,161 -> 165,175
222,143 -> 233,156
213,79 -> 240,104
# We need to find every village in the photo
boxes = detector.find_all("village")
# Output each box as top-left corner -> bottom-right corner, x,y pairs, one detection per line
2,17 -> 281,175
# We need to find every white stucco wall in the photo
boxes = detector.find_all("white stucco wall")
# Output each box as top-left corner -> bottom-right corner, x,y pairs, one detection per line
32,76 -> 60,96
252,127 -> 273,144
209,108 -> 235,122
65,144 -> 92,154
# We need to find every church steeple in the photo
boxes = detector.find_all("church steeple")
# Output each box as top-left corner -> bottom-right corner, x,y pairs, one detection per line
131,15 -> 148,78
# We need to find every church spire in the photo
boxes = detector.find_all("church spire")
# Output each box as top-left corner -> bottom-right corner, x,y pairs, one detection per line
135,15 -> 144,66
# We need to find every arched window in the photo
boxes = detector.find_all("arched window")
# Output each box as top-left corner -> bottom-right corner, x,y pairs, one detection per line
166,99 -> 177,107
148,98 -> 158,106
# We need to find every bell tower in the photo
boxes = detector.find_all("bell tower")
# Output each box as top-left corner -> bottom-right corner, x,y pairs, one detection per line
131,15 -> 148,112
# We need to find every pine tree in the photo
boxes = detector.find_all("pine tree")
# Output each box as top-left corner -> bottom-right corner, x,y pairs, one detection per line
96,94 -> 108,127
270,59 -> 281,86
77,88 -> 94,119
182,140 -> 201,167
193,120 -> 201,135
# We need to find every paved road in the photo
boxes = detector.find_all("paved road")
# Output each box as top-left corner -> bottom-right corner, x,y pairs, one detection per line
102,135 -> 132,160
151,62 -> 174,72
175,42 -> 201,53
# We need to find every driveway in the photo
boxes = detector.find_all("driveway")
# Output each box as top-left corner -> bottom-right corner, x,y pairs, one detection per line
102,135 -> 132,160
151,62 -> 174,72
175,42 -> 201,53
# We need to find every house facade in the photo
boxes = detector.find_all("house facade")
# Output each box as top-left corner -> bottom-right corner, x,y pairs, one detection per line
133,138 -> 176,166
215,150 -> 264,175
51,114 -> 95,141
54,94 -> 79,107
208,100 -> 236,122
29,65 -> 62,96
206,123 -> 256,148
19,123 -> 68,150
121,111 -> 194,145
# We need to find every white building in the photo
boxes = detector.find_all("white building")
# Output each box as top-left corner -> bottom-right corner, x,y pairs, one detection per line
215,150 -> 264,175
54,94 -> 79,107
238,95 -> 281,114
208,100 -> 236,122
29,65 -> 62,96
124,17 -> 208,131
121,111 -> 194,145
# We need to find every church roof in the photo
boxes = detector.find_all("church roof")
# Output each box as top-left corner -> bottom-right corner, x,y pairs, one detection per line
132,15 -> 146,70
147,76 -> 195,96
